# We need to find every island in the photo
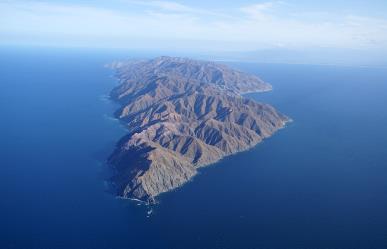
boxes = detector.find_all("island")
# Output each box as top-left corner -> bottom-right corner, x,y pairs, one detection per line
107,56 -> 290,203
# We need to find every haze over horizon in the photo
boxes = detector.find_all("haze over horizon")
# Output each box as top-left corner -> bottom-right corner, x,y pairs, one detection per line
1,0 -> 387,65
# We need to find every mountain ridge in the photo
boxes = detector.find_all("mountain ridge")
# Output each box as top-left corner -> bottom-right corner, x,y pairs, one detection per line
107,56 -> 290,203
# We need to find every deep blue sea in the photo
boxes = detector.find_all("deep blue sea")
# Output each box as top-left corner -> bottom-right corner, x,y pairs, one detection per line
1,48 -> 387,249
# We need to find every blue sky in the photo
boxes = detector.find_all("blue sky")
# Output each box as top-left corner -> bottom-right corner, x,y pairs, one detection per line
1,0 -> 387,53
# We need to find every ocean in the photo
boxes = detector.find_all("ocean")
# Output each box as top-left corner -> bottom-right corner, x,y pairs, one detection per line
1,47 -> 387,249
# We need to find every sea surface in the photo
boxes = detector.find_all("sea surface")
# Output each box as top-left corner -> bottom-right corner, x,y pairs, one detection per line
1,47 -> 387,249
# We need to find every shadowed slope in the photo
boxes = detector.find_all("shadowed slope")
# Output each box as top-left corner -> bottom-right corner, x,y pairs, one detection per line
107,56 -> 289,202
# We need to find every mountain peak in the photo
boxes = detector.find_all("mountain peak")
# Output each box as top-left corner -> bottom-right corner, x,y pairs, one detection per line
107,57 -> 288,203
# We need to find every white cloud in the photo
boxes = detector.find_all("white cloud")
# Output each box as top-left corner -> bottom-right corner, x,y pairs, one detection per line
240,2 -> 274,20
128,1 -> 197,13
125,0 -> 228,18
0,0 -> 386,51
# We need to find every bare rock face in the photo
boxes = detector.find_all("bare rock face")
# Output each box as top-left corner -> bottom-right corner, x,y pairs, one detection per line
107,56 -> 290,203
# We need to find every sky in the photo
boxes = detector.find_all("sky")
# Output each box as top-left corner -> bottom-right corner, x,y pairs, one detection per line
1,0 -> 387,63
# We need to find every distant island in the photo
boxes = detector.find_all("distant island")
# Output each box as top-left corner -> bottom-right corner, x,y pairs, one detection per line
107,56 -> 290,203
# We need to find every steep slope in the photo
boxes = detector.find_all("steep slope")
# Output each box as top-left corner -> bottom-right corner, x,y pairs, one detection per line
107,56 -> 290,203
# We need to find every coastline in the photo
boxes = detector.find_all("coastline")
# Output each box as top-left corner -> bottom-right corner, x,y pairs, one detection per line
105,57 -> 291,203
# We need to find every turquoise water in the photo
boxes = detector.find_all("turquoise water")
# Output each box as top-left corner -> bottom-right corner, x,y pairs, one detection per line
1,48 -> 387,249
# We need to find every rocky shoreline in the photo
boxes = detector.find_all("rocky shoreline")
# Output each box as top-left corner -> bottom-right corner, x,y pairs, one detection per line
107,56 -> 290,203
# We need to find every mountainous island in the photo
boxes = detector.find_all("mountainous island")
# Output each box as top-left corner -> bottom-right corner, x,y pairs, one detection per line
107,56 -> 290,203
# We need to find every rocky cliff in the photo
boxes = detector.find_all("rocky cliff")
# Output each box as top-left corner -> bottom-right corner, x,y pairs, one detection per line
107,56 -> 290,203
